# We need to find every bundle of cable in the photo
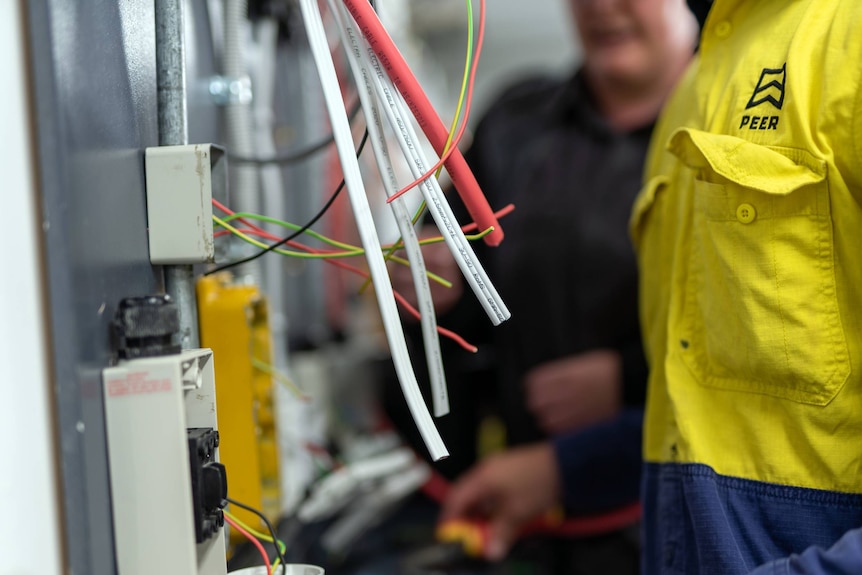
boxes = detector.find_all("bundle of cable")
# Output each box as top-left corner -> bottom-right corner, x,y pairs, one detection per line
296,0 -> 508,461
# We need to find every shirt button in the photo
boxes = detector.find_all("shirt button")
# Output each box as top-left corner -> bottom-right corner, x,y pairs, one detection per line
736,203 -> 756,224
715,21 -> 732,38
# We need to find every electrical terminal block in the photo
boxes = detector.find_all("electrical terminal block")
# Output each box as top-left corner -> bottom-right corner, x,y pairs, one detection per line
188,428 -> 228,543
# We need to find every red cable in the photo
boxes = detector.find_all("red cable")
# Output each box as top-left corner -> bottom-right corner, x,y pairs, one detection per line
391,290 -> 478,353
522,502 -> 642,538
421,469 -> 451,503
386,0 -> 485,205
425,470 -> 641,540
340,0 -> 503,246
460,204 -> 515,234
224,513 -> 273,574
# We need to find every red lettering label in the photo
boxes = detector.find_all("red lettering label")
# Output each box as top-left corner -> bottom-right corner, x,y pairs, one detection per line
108,372 -> 172,397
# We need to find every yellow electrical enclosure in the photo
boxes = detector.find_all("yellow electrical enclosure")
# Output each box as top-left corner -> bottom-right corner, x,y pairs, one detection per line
197,273 -> 281,549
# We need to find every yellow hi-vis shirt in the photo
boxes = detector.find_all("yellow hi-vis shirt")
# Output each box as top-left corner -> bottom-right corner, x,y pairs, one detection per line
631,0 -> 862,494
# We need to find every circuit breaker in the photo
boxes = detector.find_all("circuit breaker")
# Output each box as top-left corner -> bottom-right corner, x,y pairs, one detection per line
103,296 -> 228,575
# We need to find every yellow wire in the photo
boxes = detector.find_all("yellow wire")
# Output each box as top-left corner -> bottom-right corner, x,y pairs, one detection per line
223,510 -> 287,574
218,212 -> 491,253
419,228 -> 492,246
212,215 -> 458,288
359,0 -> 475,295
436,0 -> 474,177
213,216 -> 365,259
251,357 -> 309,401
223,212 -> 359,252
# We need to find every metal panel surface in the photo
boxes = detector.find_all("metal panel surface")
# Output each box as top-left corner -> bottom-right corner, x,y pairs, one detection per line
26,1 -> 163,573
275,36 -> 331,348
186,0 -> 221,148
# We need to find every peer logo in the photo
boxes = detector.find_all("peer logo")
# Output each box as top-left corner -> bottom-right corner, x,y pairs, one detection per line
739,63 -> 786,131
746,64 -> 786,110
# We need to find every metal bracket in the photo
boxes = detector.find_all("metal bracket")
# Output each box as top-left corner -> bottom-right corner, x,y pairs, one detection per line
208,75 -> 253,105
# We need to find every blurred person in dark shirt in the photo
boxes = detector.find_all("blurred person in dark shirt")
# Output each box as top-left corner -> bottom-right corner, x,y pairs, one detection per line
385,0 -> 697,571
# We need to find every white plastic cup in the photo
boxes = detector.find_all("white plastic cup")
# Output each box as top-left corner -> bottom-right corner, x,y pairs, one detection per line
229,565 -> 324,575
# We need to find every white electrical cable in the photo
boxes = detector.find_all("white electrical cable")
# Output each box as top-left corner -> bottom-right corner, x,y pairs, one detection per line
346,12 -> 510,326
297,0 -> 448,459
392,79 -> 510,325
388,86 -> 510,325
328,0 -> 449,417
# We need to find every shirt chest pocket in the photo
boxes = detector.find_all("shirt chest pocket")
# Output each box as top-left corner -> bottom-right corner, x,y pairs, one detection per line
670,128 -> 850,405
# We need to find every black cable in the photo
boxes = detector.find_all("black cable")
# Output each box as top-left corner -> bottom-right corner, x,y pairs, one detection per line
230,99 -> 362,166
207,129 -> 369,276
227,497 -> 288,574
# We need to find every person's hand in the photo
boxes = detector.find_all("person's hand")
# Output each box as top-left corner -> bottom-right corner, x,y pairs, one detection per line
389,225 -> 463,316
525,350 -> 622,435
439,444 -> 561,561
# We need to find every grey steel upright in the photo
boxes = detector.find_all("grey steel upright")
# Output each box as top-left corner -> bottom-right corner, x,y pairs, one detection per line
157,0 -> 200,349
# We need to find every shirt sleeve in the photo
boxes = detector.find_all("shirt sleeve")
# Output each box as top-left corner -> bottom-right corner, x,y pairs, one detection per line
748,527 -> 862,575
551,408 -> 643,515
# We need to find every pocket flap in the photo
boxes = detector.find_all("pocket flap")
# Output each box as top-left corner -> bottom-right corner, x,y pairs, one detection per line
629,175 -> 668,247
668,128 -> 826,195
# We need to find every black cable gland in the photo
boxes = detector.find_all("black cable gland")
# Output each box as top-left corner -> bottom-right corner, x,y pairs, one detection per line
113,295 -> 181,359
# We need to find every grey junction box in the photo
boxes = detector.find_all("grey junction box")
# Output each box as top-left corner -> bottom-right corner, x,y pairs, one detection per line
145,144 -> 226,264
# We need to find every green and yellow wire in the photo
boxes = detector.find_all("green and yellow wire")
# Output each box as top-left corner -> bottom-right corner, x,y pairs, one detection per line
358,0 -> 475,294
212,214 -> 495,287
251,357 -> 309,401
213,215 -> 364,260
223,510 -> 287,574
223,212 -> 359,253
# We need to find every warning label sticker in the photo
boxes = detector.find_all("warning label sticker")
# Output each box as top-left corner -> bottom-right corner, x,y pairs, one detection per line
107,371 -> 172,397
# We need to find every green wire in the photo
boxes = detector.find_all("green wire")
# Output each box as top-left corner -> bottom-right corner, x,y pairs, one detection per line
435,0 -> 474,176
251,357 -> 308,401
214,215 -> 365,259
212,215 -> 490,289
223,211 -> 359,252
221,211 -> 489,251
223,510 -> 287,574
360,0 -> 475,294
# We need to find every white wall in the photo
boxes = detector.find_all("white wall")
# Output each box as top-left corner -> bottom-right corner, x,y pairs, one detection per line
410,0 -> 580,121
0,2 -> 65,574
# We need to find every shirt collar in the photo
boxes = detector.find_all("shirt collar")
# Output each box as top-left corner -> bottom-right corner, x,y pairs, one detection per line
554,70 -> 613,137
555,70 -> 654,139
